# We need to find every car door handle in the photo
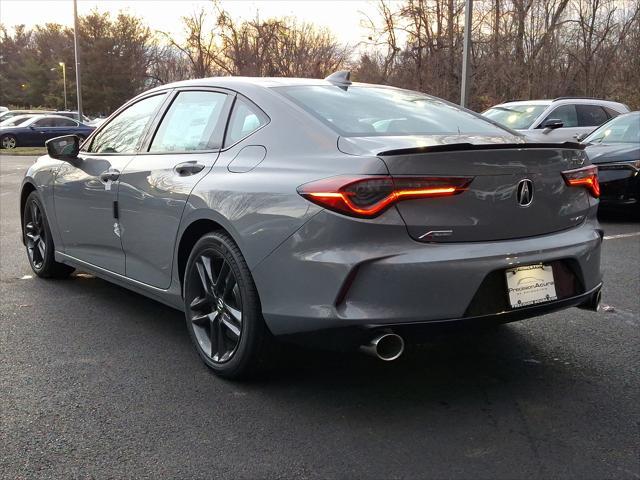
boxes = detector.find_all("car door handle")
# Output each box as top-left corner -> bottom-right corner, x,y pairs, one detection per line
175,161 -> 205,176
99,169 -> 120,182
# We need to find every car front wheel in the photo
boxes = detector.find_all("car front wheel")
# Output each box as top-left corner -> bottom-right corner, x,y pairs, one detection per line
23,191 -> 75,278
183,231 -> 274,379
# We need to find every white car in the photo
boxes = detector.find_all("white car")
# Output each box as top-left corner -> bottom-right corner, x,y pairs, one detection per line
483,98 -> 629,142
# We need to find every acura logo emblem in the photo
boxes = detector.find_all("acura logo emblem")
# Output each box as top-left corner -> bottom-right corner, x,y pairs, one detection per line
517,179 -> 534,206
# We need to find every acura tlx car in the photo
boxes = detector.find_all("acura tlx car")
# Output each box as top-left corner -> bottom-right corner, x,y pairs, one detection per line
20,72 -> 603,378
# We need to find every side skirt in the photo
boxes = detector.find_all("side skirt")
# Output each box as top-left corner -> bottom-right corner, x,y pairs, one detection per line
55,251 -> 185,312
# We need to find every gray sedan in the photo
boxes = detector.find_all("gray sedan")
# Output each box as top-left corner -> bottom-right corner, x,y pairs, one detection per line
20,73 -> 603,378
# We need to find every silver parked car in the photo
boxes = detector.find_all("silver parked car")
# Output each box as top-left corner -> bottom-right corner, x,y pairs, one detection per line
483,98 -> 629,142
21,73 -> 603,378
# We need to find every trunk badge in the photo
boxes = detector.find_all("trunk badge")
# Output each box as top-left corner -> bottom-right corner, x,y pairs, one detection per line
517,179 -> 534,207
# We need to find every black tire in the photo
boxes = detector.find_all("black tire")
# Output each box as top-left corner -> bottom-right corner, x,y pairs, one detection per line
23,191 -> 75,278
183,231 -> 274,379
1,134 -> 17,149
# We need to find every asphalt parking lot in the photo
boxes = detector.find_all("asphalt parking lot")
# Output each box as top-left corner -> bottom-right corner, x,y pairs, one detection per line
1,155 -> 638,479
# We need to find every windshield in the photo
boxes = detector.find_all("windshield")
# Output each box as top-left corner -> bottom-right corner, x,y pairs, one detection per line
0,115 -> 35,127
483,104 -> 548,129
276,85 -> 509,136
583,113 -> 639,144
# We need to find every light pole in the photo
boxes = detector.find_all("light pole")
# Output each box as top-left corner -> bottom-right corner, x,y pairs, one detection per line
59,62 -> 67,110
73,0 -> 83,120
460,0 -> 473,108
51,63 -> 67,110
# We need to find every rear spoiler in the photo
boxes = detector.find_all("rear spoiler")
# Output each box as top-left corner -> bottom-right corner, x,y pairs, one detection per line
378,142 -> 585,156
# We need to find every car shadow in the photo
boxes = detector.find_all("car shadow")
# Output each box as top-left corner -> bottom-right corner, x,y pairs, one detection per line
56,271 -> 580,410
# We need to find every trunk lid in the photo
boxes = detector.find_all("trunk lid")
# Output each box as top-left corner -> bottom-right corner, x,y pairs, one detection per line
339,135 -> 592,243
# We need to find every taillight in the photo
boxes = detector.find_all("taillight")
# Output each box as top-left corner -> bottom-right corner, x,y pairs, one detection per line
297,175 -> 473,218
562,165 -> 600,198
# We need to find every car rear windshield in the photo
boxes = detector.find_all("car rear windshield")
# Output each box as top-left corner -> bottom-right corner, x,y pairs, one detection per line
275,85 -> 509,136
583,112 -> 639,144
483,104 -> 548,129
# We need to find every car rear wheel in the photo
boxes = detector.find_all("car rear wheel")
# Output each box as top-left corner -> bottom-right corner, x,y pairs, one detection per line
183,231 -> 273,379
23,191 -> 75,278
1,134 -> 17,149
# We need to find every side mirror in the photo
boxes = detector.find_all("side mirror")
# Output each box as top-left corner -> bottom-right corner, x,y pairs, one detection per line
542,119 -> 564,130
575,133 -> 588,142
46,135 -> 80,161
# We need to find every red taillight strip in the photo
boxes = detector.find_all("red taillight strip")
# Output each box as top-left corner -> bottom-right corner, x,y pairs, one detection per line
299,176 -> 472,218
562,165 -> 600,198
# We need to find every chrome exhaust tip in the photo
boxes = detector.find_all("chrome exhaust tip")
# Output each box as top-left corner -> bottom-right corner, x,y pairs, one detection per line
579,289 -> 602,312
360,332 -> 405,361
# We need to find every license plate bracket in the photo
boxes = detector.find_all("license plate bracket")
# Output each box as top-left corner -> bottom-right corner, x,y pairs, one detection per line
505,264 -> 557,309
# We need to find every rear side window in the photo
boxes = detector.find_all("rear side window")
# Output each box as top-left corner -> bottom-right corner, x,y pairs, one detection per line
541,105 -> 578,128
603,106 -> 621,118
89,94 -> 165,154
150,91 -> 228,152
54,118 -> 78,127
576,105 -> 608,126
276,85 -> 508,136
224,97 -> 268,146
33,118 -> 56,127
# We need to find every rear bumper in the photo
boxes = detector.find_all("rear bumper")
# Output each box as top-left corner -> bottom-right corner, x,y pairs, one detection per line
280,283 -> 603,348
252,209 -> 603,336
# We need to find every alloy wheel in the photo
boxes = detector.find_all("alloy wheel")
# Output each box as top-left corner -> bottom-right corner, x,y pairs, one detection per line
187,251 -> 243,363
25,201 -> 46,269
2,136 -> 16,149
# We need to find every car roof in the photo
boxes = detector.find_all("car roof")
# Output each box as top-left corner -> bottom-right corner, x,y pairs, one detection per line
493,98 -> 627,109
495,100 -> 552,107
143,76 -> 407,99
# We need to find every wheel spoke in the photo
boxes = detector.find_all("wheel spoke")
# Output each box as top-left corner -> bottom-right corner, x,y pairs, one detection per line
223,301 -> 242,323
30,203 -> 39,228
209,315 -> 218,358
195,259 -> 212,295
37,240 -> 45,259
213,261 -> 229,296
221,269 -> 236,300
221,314 -> 241,338
216,317 -> 225,360
192,310 -> 216,327
189,295 -> 209,311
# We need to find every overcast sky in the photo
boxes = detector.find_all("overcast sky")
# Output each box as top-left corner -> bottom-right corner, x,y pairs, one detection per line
0,0 -> 394,47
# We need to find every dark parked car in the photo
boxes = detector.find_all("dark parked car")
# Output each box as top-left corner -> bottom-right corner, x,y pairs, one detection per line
20,74 -> 603,378
583,111 -> 639,208
0,114 -> 94,149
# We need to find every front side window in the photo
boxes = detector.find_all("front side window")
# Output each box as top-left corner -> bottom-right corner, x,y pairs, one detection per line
149,91 -> 228,152
89,94 -> 165,154
576,105 -> 608,127
540,105 -> 578,128
483,104 -> 548,129
225,97 -> 268,146
277,85 -> 509,136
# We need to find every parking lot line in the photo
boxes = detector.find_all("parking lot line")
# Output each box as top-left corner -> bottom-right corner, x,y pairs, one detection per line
603,232 -> 640,240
